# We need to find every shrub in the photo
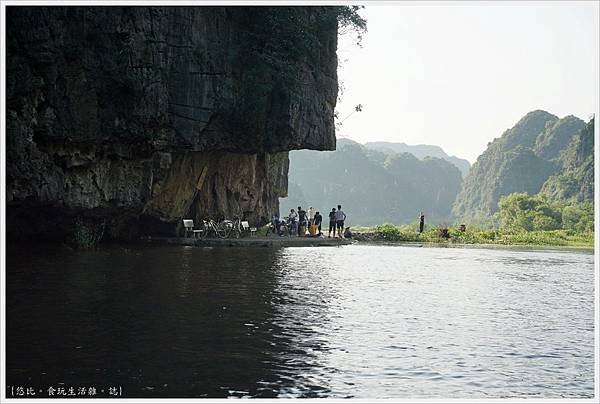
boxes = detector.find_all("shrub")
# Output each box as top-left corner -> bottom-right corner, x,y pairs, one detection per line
375,223 -> 403,241
498,192 -> 592,233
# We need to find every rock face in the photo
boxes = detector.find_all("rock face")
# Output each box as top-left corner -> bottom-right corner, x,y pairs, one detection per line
6,7 -> 338,240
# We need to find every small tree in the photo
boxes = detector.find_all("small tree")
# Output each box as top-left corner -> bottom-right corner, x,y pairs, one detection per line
498,193 -> 562,232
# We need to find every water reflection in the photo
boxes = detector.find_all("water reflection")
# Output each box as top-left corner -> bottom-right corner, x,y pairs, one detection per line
6,243 -> 594,398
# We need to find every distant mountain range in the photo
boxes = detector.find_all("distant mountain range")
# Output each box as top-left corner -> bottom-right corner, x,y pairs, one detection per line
280,139 -> 463,226
280,110 -> 594,227
364,141 -> 471,177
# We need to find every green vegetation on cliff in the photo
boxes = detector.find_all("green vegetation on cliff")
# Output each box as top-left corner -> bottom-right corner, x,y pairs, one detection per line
452,111 -> 592,222
541,118 -> 595,202
534,115 -> 586,160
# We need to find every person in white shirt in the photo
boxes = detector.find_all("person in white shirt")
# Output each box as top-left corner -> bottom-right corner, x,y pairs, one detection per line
288,209 -> 298,223
308,206 -> 316,225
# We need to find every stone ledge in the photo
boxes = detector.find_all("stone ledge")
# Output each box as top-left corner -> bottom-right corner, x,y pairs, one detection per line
141,235 -> 353,248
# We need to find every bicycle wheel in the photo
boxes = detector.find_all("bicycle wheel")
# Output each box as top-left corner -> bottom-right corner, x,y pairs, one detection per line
217,222 -> 230,238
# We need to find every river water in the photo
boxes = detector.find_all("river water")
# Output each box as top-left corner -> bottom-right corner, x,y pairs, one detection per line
6,243 -> 595,398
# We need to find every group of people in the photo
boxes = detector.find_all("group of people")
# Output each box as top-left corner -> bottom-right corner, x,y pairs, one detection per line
271,204 -> 349,238
270,207 -> 425,237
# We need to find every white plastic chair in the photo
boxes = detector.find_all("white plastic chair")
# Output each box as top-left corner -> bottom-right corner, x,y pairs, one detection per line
241,221 -> 257,237
182,219 -> 203,238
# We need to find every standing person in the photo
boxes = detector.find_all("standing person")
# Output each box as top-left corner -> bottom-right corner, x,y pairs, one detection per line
314,211 -> 323,236
308,206 -> 316,226
297,206 -> 307,236
271,213 -> 280,235
335,205 -> 347,238
288,209 -> 298,236
328,208 -> 337,238
419,211 -> 425,233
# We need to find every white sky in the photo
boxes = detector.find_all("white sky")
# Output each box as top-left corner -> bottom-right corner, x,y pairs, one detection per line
335,1 -> 599,163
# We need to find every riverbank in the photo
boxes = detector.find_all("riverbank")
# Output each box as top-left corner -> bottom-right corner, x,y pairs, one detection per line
141,235 -> 353,248
352,224 -> 594,249
138,233 -> 593,252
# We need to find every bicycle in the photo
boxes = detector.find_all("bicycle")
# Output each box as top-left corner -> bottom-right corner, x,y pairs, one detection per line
227,217 -> 244,239
201,218 -> 228,239
218,219 -> 233,238
225,210 -> 251,238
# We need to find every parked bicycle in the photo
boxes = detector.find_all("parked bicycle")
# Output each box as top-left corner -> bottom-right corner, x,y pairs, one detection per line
224,210 -> 251,238
201,218 -> 228,239
218,217 -> 244,239
219,219 -> 233,238
227,217 -> 245,239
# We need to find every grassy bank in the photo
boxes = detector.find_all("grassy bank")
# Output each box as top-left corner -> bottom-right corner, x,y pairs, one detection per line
353,224 -> 594,248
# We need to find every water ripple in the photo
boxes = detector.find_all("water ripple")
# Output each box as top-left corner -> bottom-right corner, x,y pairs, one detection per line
6,243 -> 594,398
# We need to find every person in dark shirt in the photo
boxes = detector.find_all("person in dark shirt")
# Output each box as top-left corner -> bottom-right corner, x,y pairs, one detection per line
297,206 -> 307,236
328,208 -> 337,238
314,211 -> 323,236
271,214 -> 280,235
419,212 -> 425,233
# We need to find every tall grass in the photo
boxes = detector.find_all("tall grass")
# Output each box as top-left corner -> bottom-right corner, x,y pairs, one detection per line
368,223 -> 593,248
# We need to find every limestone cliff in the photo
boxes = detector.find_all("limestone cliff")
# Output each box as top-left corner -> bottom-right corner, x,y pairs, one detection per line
452,110 -> 589,221
6,6 -> 338,240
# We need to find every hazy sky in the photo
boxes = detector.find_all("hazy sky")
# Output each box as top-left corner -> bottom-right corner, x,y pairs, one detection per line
335,1 -> 599,163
